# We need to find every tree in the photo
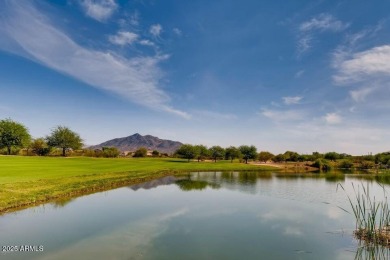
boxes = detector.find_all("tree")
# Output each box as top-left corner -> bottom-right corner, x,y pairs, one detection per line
324,152 -> 340,161
258,151 -> 274,163
239,145 -> 257,164
30,138 -> 51,156
175,144 -> 198,162
273,153 -> 286,163
311,152 -> 323,160
152,150 -> 160,157
283,151 -> 300,162
194,145 -> 209,162
225,146 -> 242,163
0,118 -> 31,155
46,126 -> 83,157
209,146 -> 225,162
133,147 -> 147,157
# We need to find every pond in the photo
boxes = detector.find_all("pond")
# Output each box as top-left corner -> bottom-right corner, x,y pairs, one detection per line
1,172 -> 390,259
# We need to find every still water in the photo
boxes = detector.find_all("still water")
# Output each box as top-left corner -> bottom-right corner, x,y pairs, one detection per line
1,172 -> 390,260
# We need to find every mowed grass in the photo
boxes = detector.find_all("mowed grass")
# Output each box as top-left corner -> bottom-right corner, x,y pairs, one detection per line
0,156 -> 276,213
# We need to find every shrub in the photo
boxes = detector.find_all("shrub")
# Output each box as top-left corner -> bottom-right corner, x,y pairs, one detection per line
102,147 -> 120,158
312,159 -> 333,171
337,159 -> 354,169
133,147 -> 147,157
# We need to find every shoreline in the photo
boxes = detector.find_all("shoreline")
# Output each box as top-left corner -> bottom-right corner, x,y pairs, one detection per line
0,157 -> 279,215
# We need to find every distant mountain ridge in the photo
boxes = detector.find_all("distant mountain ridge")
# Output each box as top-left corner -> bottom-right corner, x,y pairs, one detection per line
89,133 -> 183,154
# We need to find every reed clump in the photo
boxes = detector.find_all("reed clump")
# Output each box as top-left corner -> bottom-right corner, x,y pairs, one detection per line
338,183 -> 390,247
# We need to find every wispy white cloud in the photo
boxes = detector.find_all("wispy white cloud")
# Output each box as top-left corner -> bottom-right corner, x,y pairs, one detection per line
282,96 -> 302,105
81,0 -> 117,22
129,11 -> 140,26
139,39 -> 155,47
323,113 -> 342,125
345,21 -> 383,47
109,31 -> 138,46
260,109 -> 306,122
150,24 -> 163,37
297,13 -> 348,57
294,70 -> 305,78
333,45 -> 390,84
173,28 -> 182,36
0,1 -> 189,119
299,13 -> 349,32
350,87 -> 374,102
296,36 -> 312,57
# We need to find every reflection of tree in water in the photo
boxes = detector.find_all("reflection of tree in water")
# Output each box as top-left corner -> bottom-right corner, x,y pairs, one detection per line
375,175 -> 390,185
354,244 -> 390,260
324,173 -> 345,182
175,179 -> 220,191
220,172 -> 272,184
273,172 -> 346,182
238,172 -> 260,185
51,197 -> 75,208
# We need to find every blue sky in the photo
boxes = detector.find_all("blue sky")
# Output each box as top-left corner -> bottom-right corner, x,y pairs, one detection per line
0,0 -> 389,154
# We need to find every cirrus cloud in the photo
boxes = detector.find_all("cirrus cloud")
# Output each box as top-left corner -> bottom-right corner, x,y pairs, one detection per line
0,0 -> 189,119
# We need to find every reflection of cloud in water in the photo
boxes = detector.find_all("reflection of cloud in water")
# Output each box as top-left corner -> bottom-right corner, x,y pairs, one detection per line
284,226 -> 303,237
39,208 -> 188,260
258,207 -> 305,222
327,206 -> 343,220
128,176 -> 181,191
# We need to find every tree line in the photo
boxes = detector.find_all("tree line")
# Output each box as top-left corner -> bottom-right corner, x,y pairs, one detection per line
0,118 -> 389,169
175,144 -> 390,169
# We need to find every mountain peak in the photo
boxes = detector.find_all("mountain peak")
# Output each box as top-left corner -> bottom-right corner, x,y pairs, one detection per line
89,134 -> 182,154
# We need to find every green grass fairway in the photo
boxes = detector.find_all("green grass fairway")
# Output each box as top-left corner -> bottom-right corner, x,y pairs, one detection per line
0,156 -> 276,213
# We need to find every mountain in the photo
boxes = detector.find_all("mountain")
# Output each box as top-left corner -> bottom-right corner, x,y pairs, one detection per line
89,133 -> 183,154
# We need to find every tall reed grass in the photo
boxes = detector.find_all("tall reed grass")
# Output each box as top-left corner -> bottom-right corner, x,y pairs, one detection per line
338,182 -> 390,246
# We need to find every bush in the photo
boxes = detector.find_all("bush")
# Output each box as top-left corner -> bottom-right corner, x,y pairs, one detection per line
133,147 -> 147,157
102,147 -> 120,158
312,159 -> 333,171
337,159 -> 354,169
359,160 -> 375,169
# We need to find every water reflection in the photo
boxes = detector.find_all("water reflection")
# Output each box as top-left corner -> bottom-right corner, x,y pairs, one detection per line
128,176 -> 180,191
355,244 -> 390,260
2,171 -> 390,260
175,179 -> 220,191
51,198 -> 75,208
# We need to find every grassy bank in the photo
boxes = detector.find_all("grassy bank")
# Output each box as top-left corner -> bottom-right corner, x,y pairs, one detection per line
0,156 -> 276,213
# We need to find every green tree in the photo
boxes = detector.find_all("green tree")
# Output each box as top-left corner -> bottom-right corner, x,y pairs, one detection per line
209,146 -> 225,162
258,151 -> 274,163
283,151 -> 300,162
46,126 -> 83,157
225,146 -> 242,163
152,150 -> 160,157
273,153 -> 286,163
0,118 -> 31,155
324,152 -> 340,161
176,144 -> 198,162
194,145 -> 209,162
239,145 -> 257,164
133,147 -> 148,157
30,138 -> 51,156
311,152 -> 323,160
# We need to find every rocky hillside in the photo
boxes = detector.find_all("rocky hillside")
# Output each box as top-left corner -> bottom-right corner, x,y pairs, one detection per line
89,133 -> 182,154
